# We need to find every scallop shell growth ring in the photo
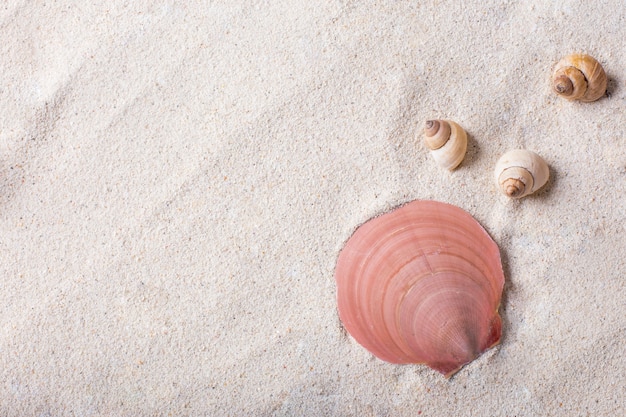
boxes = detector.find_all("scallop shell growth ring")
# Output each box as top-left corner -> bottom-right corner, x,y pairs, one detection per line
335,200 -> 504,377
552,54 -> 607,102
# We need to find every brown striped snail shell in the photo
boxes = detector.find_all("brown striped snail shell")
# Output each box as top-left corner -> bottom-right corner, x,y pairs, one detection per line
494,150 -> 549,198
552,54 -> 607,102
335,200 -> 504,378
423,119 -> 467,170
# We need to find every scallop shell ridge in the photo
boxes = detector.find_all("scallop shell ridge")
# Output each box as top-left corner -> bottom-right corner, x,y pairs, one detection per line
335,200 -> 504,377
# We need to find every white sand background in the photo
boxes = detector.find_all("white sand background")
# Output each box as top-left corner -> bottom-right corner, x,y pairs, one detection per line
1,1 -> 625,415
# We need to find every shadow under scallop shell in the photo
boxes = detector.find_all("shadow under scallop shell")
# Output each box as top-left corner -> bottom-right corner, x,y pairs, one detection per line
335,200 -> 505,378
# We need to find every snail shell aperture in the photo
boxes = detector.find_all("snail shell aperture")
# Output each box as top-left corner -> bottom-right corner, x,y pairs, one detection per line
494,150 -> 549,198
423,119 -> 467,170
552,54 -> 607,102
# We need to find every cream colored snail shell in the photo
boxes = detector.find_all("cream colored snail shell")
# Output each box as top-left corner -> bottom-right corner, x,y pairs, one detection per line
494,150 -> 549,198
552,54 -> 607,102
423,119 -> 467,170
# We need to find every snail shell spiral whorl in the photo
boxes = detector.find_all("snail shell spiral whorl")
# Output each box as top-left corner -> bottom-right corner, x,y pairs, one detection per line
423,120 -> 467,170
552,54 -> 607,102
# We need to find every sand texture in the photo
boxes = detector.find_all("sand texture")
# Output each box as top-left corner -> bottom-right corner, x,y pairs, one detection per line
1,1 -> 625,415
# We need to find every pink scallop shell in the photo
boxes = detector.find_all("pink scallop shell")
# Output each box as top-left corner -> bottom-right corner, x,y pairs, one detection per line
335,200 -> 504,377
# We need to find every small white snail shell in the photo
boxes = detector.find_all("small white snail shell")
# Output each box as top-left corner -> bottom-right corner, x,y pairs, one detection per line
494,150 -> 549,198
552,54 -> 607,102
423,119 -> 467,170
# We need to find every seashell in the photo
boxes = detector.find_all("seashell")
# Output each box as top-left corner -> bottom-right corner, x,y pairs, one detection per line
423,119 -> 467,170
552,54 -> 607,102
494,150 -> 549,198
335,200 -> 504,378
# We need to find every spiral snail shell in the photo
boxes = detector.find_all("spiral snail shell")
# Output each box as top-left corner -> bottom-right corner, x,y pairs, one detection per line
494,150 -> 549,198
423,119 -> 467,170
552,54 -> 607,102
